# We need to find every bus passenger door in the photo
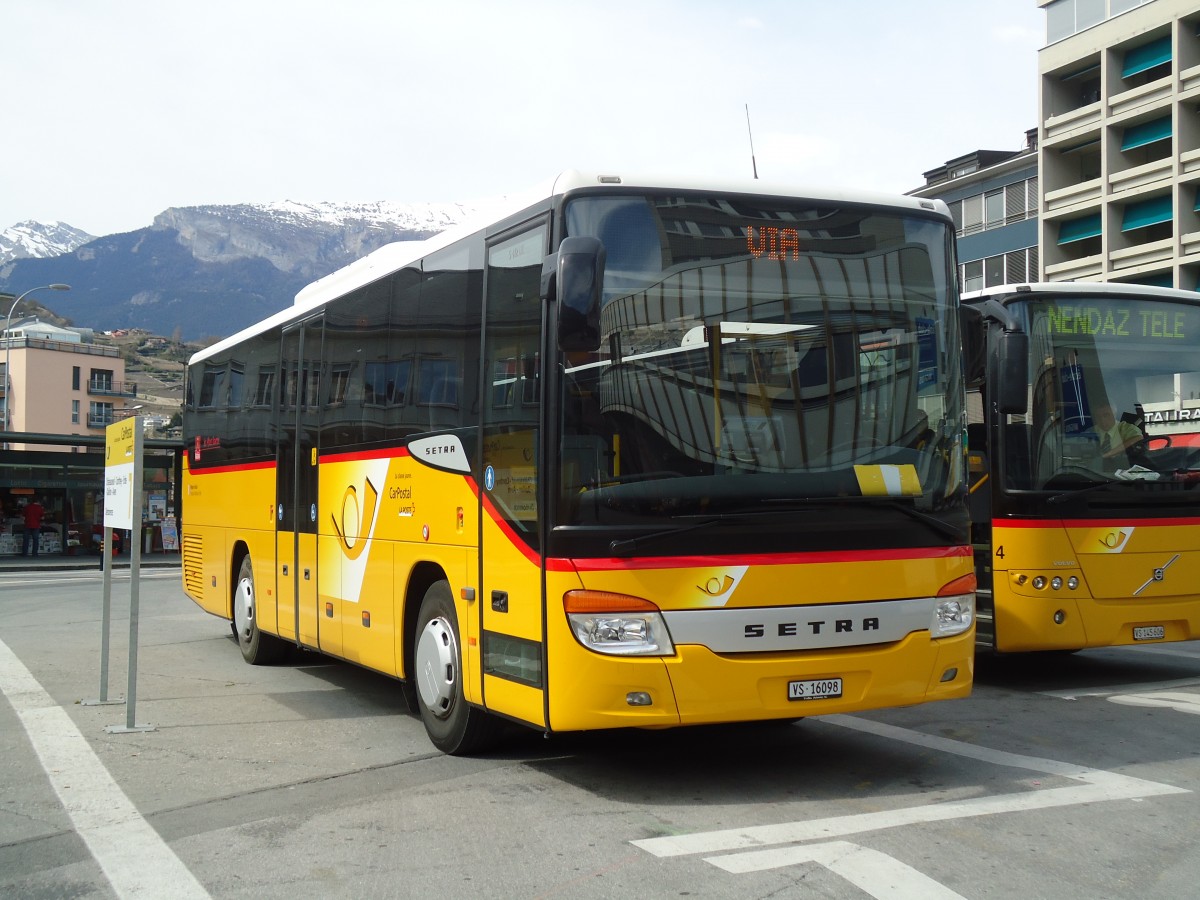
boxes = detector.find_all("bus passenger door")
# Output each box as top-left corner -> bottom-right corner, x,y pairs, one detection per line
276,317 -> 323,648
479,223 -> 549,728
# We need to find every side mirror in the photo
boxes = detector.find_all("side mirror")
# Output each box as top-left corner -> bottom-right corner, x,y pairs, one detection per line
995,330 -> 1028,415
545,236 -> 605,352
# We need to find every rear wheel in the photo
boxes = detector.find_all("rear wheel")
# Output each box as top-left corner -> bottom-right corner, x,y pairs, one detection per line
413,580 -> 500,755
232,555 -> 286,664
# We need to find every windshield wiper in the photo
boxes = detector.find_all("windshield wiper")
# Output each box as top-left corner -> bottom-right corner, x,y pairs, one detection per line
875,499 -> 966,542
1046,479 -> 1121,506
608,517 -> 723,557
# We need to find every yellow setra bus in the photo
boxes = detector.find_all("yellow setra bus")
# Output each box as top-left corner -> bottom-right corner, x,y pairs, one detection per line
964,282 -> 1200,653
181,172 -> 976,753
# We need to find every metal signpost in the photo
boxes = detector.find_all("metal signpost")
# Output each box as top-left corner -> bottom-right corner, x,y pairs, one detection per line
100,416 -> 154,733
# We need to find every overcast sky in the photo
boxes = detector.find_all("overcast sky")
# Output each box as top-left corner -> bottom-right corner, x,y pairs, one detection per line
5,1 -> 1044,237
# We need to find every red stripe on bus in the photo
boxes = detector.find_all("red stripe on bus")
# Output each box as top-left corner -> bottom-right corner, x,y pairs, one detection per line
477,488 -> 549,567
321,447 -> 412,464
994,517 -> 1200,529
186,460 -> 275,476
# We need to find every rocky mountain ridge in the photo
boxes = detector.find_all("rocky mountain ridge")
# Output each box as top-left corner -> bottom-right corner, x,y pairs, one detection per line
0,200 -> 471,341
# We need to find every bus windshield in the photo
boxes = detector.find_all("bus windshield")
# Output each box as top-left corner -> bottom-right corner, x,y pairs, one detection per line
557,193 -> 965,537
1002,294 -> 1200,492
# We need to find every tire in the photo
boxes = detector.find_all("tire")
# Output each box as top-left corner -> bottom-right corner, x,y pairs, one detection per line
413,580 -> 500,755
232,555 -> 286,665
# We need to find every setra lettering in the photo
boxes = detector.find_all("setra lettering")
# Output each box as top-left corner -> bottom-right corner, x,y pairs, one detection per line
743,617 -> 882,639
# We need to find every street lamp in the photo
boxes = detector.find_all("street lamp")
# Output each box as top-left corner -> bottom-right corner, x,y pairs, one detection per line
3,283 -> 71,441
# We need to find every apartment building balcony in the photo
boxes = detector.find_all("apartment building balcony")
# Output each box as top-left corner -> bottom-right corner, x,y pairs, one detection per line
1180,229 -> 1200,259
1045,253 -> 1104,281
1179,62 -> 1200,98
1109,157 -> 1173,198
1181,147 -> 1200,178
87,379 -> 137,398
1107,77 -> 1173,122
86,413 -> 115,429
1044,178 -> 1102,214
1043,103 -> 1101,147
1110,236 -> 1174,272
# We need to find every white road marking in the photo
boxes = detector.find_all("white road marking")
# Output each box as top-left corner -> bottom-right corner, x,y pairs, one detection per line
1108,691 -> 1200,715
1040,675 -> 1200,700
708,840 -> 967,900
0,635 -> 210,899
633,714 -> 1187,859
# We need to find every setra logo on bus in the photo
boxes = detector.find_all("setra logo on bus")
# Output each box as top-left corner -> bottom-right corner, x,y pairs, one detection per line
744,617 -> 882,638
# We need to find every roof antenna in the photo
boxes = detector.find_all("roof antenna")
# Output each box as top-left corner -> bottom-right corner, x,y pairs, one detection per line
745,103 -> 759,179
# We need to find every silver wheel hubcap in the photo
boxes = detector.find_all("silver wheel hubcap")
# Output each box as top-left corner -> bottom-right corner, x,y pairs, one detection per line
233,576 -> 254,641
415,615 -> 457,718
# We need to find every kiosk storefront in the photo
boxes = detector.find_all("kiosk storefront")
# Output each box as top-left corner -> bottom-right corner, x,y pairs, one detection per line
0,443 -> 179,557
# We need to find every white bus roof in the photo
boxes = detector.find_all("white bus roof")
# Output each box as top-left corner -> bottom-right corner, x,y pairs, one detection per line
964,282 -> 1200,304
191,170 -> 950,365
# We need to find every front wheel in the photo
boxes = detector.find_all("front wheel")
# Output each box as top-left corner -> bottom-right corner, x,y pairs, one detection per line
413,580 -> 500,755
232,555 -> 286,664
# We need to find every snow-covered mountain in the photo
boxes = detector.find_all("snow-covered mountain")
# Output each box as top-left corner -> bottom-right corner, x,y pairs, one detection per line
151,200 -> 476,280
0,220 -> 96,263
0,200 -> 477,341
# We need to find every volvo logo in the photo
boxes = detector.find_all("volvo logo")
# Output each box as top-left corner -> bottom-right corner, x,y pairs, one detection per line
1133,554 -> 1180,596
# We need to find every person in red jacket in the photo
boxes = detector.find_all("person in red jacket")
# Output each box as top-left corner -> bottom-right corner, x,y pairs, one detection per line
22,498 -> 45,557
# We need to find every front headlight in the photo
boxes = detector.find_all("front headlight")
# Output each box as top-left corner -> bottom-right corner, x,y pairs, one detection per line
564,590 -> 675,656
930,572 -> 975,638
931,593 -> 975,638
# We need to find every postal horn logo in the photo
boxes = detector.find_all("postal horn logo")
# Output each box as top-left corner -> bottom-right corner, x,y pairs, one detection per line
331,477 -> 378,560
694,566 -> 748,605
1099,529 -> 1132,552
699,575 -> 735,597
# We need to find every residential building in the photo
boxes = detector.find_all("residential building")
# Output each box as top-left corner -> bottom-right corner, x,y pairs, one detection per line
1,316 -> 136,451
1039,0 -> 1200,288
909,131 -> 1040,291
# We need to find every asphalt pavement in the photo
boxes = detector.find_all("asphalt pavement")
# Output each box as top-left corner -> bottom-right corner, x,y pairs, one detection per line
3,552 -> 1200,898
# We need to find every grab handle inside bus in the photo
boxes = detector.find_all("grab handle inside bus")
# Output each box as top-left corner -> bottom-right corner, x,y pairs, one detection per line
546,236 -> 606,352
